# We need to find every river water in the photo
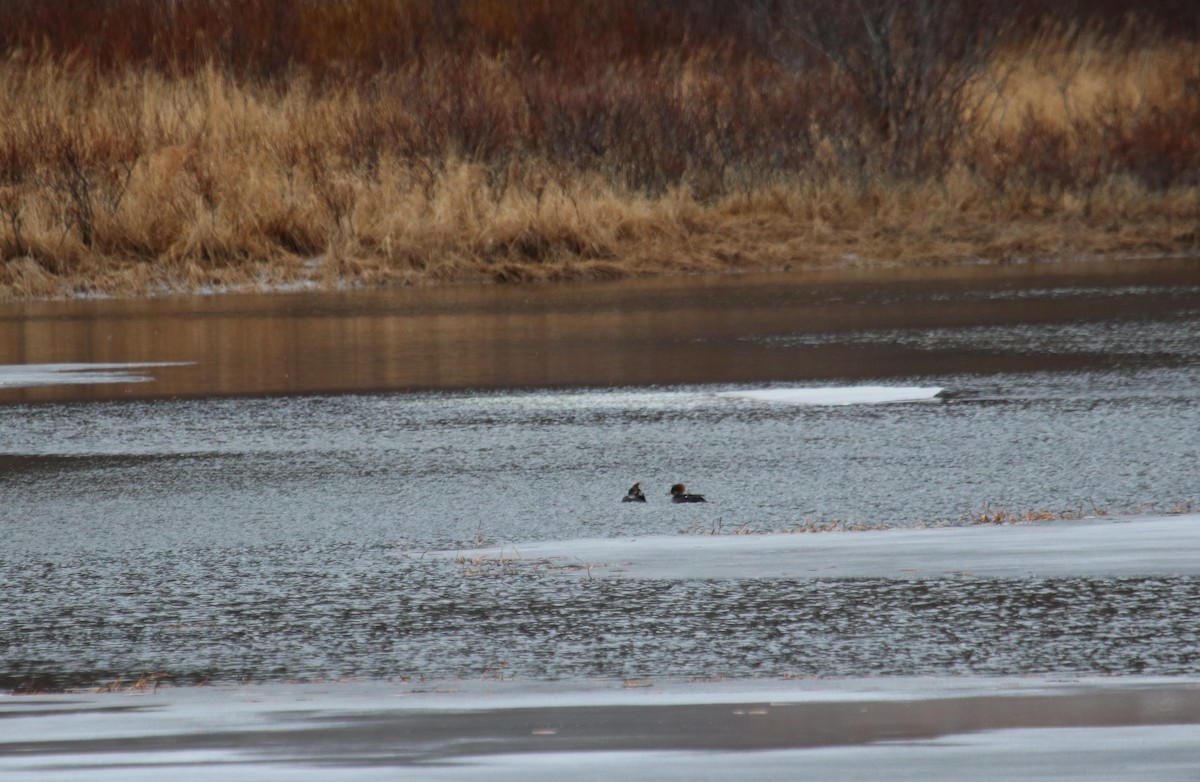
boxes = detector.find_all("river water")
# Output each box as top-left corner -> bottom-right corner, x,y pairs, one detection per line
1,259 -> 1199,690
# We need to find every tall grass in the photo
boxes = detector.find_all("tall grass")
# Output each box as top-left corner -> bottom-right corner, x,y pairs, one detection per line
1,1 -> 1198,298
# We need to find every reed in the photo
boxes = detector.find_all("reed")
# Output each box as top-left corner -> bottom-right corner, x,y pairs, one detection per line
1,1 -> 1197,299
95,671 -> 168,693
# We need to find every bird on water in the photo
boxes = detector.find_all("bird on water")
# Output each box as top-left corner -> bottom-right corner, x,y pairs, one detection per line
622,481 -> 647,502
669,483 -> 706,503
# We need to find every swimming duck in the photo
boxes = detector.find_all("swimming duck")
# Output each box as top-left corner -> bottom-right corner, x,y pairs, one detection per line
622,481 -> 647,502
669,483 -> 706,503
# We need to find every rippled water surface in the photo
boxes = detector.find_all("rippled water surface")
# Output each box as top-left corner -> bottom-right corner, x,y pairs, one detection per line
2,259 -> 1199,690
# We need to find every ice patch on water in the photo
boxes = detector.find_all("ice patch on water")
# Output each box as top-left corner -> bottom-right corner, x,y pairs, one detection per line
0,362 -> 191,389
716,386 -> 944,406
441,514 -> 1200,580
3,677 -> 1199,781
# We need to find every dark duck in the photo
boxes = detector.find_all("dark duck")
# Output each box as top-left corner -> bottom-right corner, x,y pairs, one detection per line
669,483 -> 706,503
622,481 -> 647,502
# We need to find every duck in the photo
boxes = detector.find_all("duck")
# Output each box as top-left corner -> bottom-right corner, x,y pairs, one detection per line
622,481 -> 647,502
669,483 -> 706,503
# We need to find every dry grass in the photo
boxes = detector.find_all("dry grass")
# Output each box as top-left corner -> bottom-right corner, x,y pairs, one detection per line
0,2 -> 1198,299
968,499 -> 1197,525
94,672 -> 168,693
966,505 -> 1093,526
683,499 -> 1199,535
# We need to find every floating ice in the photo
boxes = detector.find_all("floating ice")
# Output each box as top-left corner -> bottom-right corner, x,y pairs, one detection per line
717,386 -> 944,406
0,362 -> 191,389
442,514 -> 1200,580
2,676 -> 1199,781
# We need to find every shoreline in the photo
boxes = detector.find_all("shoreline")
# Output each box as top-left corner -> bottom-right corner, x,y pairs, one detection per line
5,247 -> 1200,304
4,5 -> 1199,306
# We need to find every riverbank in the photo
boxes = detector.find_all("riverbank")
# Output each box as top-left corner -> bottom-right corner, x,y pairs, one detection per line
4,195 -> 1197,300
1,2 -> 1197,300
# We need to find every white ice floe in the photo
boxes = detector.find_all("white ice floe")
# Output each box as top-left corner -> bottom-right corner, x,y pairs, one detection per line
716,386 -> 944,406
443,513 -> 1200,580
3,676 -> 1199,781
0,362 -> 190,389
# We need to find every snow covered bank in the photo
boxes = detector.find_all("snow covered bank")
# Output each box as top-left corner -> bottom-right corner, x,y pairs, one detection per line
444,513 -> 1200,579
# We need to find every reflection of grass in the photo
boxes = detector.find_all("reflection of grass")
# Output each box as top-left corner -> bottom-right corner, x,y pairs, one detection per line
2,3 -> 1198,298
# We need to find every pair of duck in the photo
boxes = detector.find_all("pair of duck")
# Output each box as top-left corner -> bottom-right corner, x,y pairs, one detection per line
623,481 -> 706,503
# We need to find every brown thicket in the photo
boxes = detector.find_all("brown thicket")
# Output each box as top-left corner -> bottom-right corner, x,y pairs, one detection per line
0,0 -> 1197,298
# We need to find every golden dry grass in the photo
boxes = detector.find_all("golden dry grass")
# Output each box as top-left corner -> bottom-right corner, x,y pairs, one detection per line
94,672 -> 168,693
0,23 -> 1197,300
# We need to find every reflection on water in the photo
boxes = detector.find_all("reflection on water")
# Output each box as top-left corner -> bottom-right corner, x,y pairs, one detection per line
2,257 -> 1200,690
1,257 -> 1198,403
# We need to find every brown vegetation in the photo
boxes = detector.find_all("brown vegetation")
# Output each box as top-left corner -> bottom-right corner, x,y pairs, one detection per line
0,1 -> 1198,299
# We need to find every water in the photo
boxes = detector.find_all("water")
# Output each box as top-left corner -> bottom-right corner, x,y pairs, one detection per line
2,258 -> 1199,690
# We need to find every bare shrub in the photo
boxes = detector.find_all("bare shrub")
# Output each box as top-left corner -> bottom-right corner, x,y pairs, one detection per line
23,93 -> 143,257
0,137 -> 29,258
778,0 -> 1017,180
0,2 -> 1196,297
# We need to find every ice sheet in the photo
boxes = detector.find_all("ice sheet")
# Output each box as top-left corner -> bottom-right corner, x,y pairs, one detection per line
716,386 -> 944,405
3,676 -> 1199,781
442,513 -> 1200,579
0,362 -> 190,388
